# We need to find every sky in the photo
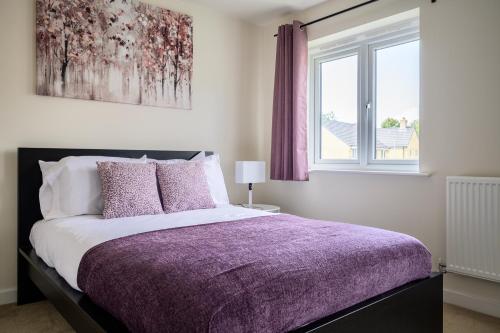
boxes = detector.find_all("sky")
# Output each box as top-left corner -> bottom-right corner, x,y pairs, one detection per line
321,40 -> 420,127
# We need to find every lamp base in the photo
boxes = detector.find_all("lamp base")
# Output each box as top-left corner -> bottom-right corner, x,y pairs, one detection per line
241,203 -> 255,209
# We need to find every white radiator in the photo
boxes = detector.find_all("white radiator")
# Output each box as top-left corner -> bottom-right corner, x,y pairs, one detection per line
446,176 -> 500,283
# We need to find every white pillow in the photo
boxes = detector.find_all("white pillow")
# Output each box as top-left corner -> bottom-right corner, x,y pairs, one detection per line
39,155 -> 146,220
147,152 -> 230,207
203,154 -> 230,206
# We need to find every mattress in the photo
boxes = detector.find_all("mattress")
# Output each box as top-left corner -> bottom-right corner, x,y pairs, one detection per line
29,205 -> 273,290
30,208 -> 431,332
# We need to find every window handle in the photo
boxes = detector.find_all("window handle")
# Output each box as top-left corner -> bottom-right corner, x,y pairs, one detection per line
365,103 -> 372,113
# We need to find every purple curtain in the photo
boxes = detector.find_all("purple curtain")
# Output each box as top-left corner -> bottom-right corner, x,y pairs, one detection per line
271,21 -> 309,181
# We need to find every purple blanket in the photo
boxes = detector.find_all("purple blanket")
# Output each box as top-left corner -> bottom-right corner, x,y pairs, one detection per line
77,214 -> 431,333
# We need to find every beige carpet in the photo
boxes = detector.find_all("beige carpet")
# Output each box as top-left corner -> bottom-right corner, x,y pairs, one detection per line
0,301 -> 499,332
444,304 -> 500,333
0,301 -> 73,333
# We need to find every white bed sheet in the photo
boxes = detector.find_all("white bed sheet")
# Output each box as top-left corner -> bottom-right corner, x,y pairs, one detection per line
29,205 -> 273,291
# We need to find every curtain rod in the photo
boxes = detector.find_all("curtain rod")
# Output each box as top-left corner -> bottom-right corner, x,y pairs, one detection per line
273,0 -> 379,37
273,0 -> 438,37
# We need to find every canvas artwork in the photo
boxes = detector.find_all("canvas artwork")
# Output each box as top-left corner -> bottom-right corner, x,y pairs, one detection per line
36,0 -> 193,109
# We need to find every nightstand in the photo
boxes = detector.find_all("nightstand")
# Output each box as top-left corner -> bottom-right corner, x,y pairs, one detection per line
237,204 -> 280,213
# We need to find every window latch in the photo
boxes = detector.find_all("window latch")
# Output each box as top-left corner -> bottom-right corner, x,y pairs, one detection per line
365,103 -> 372,113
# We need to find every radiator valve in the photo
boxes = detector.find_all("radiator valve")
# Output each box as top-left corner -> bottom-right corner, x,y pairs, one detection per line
437,258 -> 447,273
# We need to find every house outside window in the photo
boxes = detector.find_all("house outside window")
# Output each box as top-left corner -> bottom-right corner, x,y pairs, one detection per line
310,14 -> 420,172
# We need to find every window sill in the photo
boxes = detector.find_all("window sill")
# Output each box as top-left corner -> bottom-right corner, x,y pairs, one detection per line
309,167 -> 430,177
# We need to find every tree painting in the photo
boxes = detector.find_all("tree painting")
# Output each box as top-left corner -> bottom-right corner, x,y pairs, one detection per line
36,0 -> 193,109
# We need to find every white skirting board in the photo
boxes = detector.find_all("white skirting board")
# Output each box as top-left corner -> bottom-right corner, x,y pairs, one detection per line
444,288 -> 500,318
0,288 -> 16,305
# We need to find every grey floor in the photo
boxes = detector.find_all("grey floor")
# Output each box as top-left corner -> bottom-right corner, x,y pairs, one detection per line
0,301 -> 499,332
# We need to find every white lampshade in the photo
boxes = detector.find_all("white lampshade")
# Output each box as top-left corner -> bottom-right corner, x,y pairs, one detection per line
235,161 -> 265,184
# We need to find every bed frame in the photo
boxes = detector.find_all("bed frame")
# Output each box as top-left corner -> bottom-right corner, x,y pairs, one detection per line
18,147 -> 443,333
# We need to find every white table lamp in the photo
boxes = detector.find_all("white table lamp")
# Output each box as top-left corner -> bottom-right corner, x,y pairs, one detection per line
235,161 -> 265,208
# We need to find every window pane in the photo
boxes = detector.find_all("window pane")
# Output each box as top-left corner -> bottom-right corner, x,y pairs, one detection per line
375,40 -> 419,161
320,54 -> 358,160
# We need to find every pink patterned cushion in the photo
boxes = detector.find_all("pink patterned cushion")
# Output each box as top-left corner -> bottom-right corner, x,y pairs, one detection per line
156,161 -> 216,214
97,162 -> 163,219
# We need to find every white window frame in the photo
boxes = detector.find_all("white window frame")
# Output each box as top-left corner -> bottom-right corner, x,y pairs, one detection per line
309,24 -> 420,172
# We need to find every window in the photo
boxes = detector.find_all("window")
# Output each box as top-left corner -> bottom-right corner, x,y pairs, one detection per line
373,40 -> 420,162
310,20 -> 420,172
320,54 -> 358,160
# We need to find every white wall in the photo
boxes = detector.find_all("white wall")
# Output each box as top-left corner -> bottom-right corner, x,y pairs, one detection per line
0,0 -> 258,302
253,0 -> 500,317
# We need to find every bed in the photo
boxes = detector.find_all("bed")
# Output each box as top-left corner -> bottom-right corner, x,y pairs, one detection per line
18,148 -> 443,333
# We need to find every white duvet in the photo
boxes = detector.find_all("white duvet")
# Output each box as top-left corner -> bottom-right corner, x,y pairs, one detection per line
30,206 -> 273,291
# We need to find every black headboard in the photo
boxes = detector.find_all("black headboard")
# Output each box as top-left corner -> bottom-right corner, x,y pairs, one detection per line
17,148 -> 211,252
